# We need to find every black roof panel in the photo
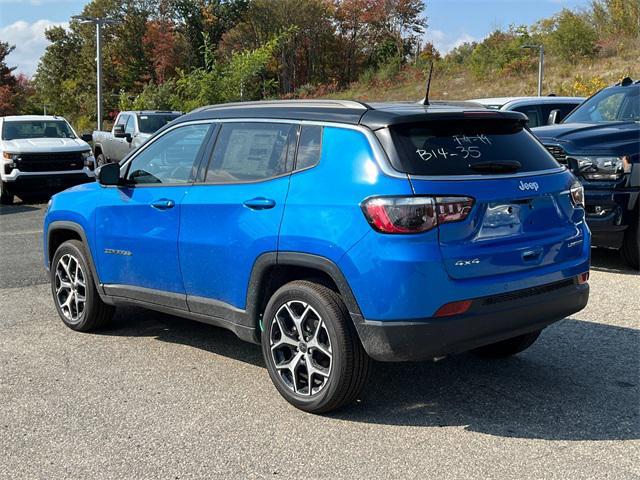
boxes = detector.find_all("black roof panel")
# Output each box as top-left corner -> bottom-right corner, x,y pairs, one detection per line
176,100 -> 526,130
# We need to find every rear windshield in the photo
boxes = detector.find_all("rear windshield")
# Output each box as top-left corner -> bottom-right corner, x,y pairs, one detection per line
137,114 -> 181,134
378,119 -> 560,176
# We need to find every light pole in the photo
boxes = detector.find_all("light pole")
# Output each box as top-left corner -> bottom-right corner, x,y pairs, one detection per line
522,44 -> 544,96
71,15 -> 120,130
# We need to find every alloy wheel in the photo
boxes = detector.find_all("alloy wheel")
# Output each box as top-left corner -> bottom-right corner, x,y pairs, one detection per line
270,300 -> 332,396
54,253 -> 86,323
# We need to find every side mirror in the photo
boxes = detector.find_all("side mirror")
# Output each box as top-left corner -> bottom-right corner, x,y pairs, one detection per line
97,162 -> 121,186
547,109 -> 561,125
113,124 -> 126,137
124,133 -> 133,143
81,133 -> 93,142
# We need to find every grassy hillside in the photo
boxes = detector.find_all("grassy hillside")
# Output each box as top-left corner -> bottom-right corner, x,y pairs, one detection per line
323,40 -> 639,103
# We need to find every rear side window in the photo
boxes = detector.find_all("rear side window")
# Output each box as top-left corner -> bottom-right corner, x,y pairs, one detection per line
205,123 -> 295,182
295,125 -> 323,170
378,119 -> 560,176
512,106 -> 541,127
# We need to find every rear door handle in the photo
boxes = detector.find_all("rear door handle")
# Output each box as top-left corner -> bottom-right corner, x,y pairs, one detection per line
151,198 -> 175,210
243,197 -> 276,210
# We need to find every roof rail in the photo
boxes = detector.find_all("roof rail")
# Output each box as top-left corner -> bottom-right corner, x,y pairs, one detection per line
192,99 -> 372,114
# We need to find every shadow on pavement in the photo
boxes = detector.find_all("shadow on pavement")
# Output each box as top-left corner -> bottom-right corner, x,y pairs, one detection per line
591,247 -> 639,275
101,307 -> 639,442
0,204 -> 41,216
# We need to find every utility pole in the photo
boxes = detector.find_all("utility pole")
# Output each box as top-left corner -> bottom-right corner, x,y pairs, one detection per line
522,44 -> 544,96
71,15 -> 121,130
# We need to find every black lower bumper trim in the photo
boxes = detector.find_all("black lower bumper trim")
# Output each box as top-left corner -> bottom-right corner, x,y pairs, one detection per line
352,282 -> 589,362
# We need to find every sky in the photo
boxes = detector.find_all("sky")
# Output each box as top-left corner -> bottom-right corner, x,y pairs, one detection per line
1,0 -> 591,77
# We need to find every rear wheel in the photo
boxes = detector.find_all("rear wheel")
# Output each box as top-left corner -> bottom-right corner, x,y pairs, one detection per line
51,240 -> 114,331
0,181 -> 13,205
620,216 -> 640,270
261,281 -> 371,413
472,330 -> 542,358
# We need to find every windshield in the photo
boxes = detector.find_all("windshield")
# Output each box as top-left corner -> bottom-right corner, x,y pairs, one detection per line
563,86 -> 639,123
378,119 -> 560,176
2,120 -> 76,140
137,114 -> 180,134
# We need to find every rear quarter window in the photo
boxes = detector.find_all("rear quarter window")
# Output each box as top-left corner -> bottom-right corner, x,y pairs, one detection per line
377,119 -> 560,176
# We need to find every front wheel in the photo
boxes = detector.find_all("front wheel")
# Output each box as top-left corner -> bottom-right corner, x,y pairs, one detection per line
51,240 -> 114,331
96,153 -> 107,167
261,281 -> 371,414
0,181 -> 13,205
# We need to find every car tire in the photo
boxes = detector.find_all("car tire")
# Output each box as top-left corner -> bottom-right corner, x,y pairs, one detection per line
471,330 -> 542,358
51,239 -> 114,332
0,181 -> 13,205
96,153 -> 107,167
620,215 -> 640,270
261,280 -> 371,414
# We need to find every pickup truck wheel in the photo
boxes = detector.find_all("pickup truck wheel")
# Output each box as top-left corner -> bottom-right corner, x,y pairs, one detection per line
51,240 -> 114,332
471,330 -> 542,358
261,280 -> 371,414
96,153 -> 107,167
620,218 -> 640,270
0,181 -> 13,205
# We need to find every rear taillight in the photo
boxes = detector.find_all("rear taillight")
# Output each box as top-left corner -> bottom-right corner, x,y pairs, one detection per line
361,196 -> 474,234
570,181 -> 584,208
578,271 -> 589,284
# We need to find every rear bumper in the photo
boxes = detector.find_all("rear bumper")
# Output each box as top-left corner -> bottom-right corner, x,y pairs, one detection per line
352,280 -> 589,362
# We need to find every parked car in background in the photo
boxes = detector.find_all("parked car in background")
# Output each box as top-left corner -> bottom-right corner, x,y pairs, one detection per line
92,110 -> 182,165
532,78 -> 640,269
44,100 -> 590,413
0,115 -> 95,205
469,96 -> 584,127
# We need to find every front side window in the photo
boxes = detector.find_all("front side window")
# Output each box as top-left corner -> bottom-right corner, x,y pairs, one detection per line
563,86 -> 639,123
125,124 -> 211,185
513,106 -> 541,128
124,115 -> 136,135
2,120 -> 75,140
205,123 -> 295,182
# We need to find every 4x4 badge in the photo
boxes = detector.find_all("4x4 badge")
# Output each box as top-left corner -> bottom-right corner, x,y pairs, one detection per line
455,258 -> 480,266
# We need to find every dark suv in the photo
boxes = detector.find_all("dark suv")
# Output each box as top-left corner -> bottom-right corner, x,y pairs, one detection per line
44,100 -> 590,413
533,78 -> 640,269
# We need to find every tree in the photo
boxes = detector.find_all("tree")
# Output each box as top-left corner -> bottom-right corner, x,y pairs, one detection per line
546,10 -> 599,63
0,42 -> 18,115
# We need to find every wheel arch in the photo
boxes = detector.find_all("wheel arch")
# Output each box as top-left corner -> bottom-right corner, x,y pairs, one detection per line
47,221 -> 103,293
246,252 -> 362,340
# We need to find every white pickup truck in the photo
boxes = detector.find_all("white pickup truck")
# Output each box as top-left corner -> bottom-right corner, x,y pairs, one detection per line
0,115 -> 95,205
92,110 -> 182,165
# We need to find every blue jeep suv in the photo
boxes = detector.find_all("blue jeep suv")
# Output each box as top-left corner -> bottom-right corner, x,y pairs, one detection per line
44,100 -> 590,413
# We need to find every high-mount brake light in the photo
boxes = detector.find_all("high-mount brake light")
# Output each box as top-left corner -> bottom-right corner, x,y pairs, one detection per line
361,196 -> 474,234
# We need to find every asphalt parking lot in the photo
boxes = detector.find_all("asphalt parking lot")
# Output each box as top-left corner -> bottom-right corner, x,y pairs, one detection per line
1,201 -> 639,479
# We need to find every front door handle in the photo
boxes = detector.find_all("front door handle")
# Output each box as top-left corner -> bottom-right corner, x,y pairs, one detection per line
151,198 -> 175,210
243,197 -> 276,210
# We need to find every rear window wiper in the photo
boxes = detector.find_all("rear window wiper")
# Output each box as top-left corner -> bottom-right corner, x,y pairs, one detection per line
468,161 -> 521,174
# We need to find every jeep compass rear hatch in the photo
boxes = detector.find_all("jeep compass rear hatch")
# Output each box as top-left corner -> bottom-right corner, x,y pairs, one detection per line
376,115 -> 585,279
